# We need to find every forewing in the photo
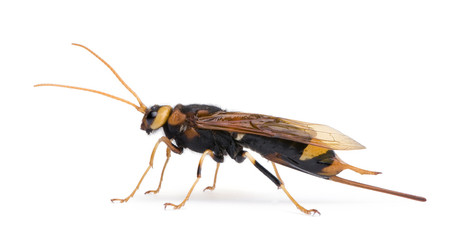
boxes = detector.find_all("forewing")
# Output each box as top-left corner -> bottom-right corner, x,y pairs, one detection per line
195,112 -> 365,150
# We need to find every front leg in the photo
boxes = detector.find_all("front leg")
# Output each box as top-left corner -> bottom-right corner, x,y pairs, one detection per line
111,136 -> 182,203
144,147 -> 173,195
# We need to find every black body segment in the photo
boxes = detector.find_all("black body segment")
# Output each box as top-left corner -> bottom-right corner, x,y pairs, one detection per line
234,133 -> 335,179
161,104 -> 245,163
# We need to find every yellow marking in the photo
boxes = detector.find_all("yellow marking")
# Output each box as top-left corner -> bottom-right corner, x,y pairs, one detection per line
234,133 -> 245,141
196,110 -> 210,117
243,152 -> 256,164
299,145 -> 329,161
320,155 -> 381,177
185,128 -> 200,139
150,105 -> 172,130
319,157 -> 346,176
168,108 -> 186,126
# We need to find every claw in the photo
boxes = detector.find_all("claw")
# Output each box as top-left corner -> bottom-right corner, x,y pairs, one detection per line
203,186 -> 215,192
144,190 -> 160,195
164,202 -> 184,210
110,198 -> 128,203
303,209 -> 321,216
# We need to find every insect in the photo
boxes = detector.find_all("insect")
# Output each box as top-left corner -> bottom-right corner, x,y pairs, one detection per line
35,44 -> 426,215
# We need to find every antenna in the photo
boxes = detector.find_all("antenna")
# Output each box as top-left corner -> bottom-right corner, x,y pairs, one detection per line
34,43 -> 147,114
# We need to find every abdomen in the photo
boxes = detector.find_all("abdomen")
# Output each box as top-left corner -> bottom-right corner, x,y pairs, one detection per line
234,133 -> 337,179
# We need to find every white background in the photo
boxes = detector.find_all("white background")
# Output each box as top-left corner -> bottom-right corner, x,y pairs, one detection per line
1,1 -> 465,239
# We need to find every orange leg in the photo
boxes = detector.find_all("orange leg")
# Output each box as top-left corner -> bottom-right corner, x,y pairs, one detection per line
243,152 -> 320,215
144,147 -> 172,195
164,149 -> 215,210
111,137 -> 181,203
271,162 -> 320,215
203,162 -> 220,192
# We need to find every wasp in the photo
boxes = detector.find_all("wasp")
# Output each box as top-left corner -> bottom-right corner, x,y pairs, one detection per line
35,44 -> 426,215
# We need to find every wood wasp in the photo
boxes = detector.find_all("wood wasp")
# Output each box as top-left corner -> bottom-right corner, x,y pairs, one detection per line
35,44 -> 426,215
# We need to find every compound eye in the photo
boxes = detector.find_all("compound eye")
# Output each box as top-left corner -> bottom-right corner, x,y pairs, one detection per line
145,110 -> 158,128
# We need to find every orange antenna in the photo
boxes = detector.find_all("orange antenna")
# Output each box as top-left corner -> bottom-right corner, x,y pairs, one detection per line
34,43 -> 147,114
34,83 -> 143,112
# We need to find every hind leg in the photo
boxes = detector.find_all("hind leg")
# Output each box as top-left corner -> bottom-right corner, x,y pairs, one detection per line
243,152 -> 320,215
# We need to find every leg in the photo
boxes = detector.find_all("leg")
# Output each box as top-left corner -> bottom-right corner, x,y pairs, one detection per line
271,162 -> 320,215
270,162 -> 284,184
144,147 -> 172,195
203,162 -> 220,192
164,149 -> 215,210
243,152 -> 320,215
111,136 -> 182,203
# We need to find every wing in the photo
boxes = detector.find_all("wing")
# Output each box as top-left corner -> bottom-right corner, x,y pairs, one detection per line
195,112 -> 365,150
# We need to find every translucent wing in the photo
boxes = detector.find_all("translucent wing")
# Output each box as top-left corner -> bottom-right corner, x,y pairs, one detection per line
195,112 -> 365,150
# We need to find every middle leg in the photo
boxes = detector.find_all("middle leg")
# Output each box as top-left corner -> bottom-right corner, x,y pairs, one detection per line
203,162 -> 220,192
164,149 -> 215,210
